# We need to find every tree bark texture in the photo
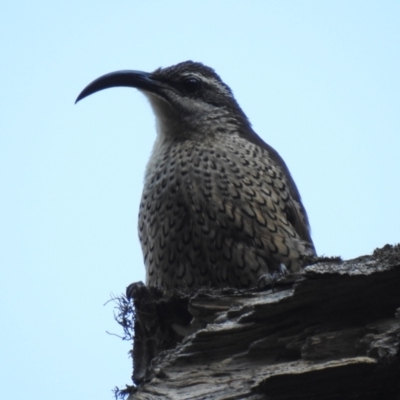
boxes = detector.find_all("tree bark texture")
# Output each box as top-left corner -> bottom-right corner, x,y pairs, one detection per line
123,244 -> 400,400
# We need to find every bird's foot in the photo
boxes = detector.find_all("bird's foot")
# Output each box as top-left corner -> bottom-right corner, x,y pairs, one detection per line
257,264 -> 297,291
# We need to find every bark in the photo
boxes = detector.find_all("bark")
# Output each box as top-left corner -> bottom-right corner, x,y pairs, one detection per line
121,244 -> 400,400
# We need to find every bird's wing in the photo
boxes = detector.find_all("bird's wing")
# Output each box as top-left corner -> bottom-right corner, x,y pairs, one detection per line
239,128 -> 314,248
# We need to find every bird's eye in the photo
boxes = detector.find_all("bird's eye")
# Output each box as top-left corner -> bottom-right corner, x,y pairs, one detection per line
182,77 -> 202,94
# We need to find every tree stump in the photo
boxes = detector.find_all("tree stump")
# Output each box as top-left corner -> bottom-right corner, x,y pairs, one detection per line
119,244 -> 400,400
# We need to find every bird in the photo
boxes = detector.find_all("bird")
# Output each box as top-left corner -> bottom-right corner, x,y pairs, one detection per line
76,61 -> 316,291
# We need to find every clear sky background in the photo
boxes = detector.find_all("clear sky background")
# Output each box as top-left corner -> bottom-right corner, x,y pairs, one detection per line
1,1 -> 399,399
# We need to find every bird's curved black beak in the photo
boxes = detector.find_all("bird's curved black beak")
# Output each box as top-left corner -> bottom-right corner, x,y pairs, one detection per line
75,70 -> 161,104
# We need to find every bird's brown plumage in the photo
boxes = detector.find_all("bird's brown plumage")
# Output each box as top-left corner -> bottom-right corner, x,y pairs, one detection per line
76,61 -> 316,291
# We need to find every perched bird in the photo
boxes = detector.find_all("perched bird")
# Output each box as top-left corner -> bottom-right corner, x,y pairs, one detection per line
76,61 -> 316,291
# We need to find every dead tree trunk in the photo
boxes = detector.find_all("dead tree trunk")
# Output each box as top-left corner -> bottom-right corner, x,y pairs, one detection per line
119,244 -> 400,400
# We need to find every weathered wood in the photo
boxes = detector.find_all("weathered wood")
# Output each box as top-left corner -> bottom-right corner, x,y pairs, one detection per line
121,244 -> 400,399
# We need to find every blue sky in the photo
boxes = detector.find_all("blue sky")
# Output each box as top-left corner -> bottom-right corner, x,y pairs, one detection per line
1,1 -> 399,399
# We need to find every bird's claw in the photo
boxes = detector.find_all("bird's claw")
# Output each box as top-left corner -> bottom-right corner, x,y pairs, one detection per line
257,264 -> 293,290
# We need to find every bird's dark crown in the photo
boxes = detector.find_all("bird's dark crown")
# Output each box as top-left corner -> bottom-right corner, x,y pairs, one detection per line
150,61 -> 248,121
153,61 -> 222,81
152,61 -> 230,93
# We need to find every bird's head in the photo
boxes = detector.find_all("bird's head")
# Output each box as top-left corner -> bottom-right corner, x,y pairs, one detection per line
76,61 -> 251,139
